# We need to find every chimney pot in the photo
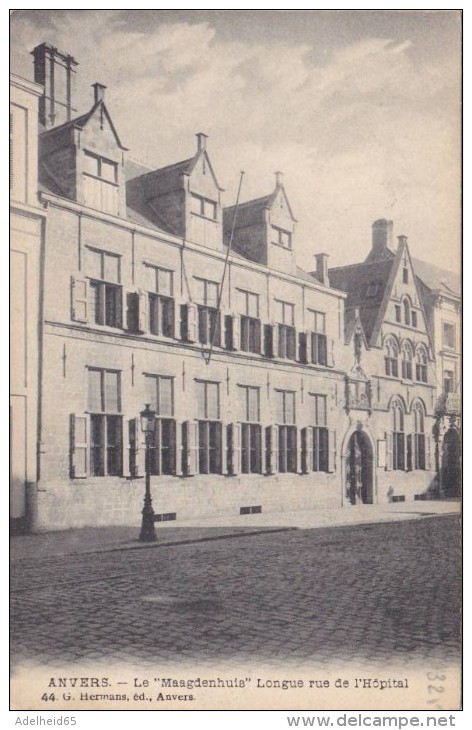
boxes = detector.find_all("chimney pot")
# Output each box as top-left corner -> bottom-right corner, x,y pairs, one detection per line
92,82 -> 107,104
314,253 -> 330,286
371,219 -> 394,256
196,132 -> 208,151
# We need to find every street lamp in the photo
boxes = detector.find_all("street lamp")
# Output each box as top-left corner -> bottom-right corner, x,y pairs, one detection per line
139,403 -> 157,542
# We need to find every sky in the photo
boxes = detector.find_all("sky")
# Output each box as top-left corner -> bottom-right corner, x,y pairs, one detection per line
10,9 -> 462,273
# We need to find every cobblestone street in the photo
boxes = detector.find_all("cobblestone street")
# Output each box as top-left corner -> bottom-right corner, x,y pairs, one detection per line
10,515 -> 461,671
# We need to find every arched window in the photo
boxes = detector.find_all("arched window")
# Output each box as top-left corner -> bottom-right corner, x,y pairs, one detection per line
384,336 -> 398,377
412,402 -> 426,470
403,297 -> 411,326
401,341 -> 413,380
392,397 -> 405,471
415,345 -> 428,383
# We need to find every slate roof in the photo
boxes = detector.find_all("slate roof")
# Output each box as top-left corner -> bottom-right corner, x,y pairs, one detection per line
327,259 -> 395,341
412,258 -> 460,297
39,101 -> 127,150
223,194 -> 274,229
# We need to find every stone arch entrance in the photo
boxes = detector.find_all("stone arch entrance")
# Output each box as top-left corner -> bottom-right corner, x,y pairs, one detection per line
441,427 -> 461,497
345,429 -> 374,504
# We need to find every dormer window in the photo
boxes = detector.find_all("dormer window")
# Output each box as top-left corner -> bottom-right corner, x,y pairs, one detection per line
190,193 -> 217,221
84,151 -> 117,182
83,151 -> 119,215
271,226 -> 292,250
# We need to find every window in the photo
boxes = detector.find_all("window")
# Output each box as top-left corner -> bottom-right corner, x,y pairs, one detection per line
271,225 -> 292,249
401,341 -> 413,380
84,151 -> 117,182
147,266 -> 174,337
144,375 -> 176,475
88,248 -> 122,328
309,310 -> 327,366
275,390 -> 297,473
415,346 -> 428,383
413,403 -> 426,470
238,289 -> 261,353
384,337 -> 398,377
442,322 -> 456,350
196,381 -> 221,474
195,278 -> 220,346
395,305 -> 401,323
310,394 -> 328,472
274,300 -> 296,360
444,370 -> 455,395
366,283 -> 380,298
88,368 -> 122,476
403,267 -> 409,284
403,298 -> 411,326
239,385 -> 262,473
83,151 -> 119,215
190,193 -> 217,220
411,310 -> 417,328
392,399 -> 405,471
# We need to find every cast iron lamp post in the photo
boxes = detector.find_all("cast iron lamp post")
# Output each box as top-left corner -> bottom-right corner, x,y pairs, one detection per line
139,403 -> 157,542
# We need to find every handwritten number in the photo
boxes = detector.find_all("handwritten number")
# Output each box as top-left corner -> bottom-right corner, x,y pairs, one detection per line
428,685 -> 445,694
427,672 -> 446,682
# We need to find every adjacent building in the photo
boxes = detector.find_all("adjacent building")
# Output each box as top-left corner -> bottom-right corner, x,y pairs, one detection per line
10,72 -> 45,532
10,43 -> 460,531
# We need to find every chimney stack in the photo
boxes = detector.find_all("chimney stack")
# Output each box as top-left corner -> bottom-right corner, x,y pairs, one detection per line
371,219 -> 394,259
32,43 -> 78,129
275,170 -> 283,187
397,235 -> 408,247
196,132 -> 208,151
314,253 -> 330,286
92,82 -> 107,104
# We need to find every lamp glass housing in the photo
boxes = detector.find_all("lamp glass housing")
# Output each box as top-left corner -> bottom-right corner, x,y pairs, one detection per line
140,403 -> 156,433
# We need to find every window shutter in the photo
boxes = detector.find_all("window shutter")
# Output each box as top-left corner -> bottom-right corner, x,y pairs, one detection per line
327,338 -> 335,367
117,286 -> 124,329
406,434 -> 413,472
166,299 -> 175,337
71,276 -> 88,323
385,432 -> 393,471
187,303 -> 198,342
299,331 -> 308,364
183,421 -> 198,475
270,424 -> 279,473
137,290 -> 148,333
230,423 -> 241,475
425,435 -> 431,470
232,314 -> 240,351
306,427 -> 314,472
272,323 -> 279,358
263,324 -> 272,357
297,428 -> 303,473
70,414 -> 88,478
127,418 -> 141,477
327,430 -> 337,472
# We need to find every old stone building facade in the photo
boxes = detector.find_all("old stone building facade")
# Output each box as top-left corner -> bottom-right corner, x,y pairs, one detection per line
10,43 -> 460,531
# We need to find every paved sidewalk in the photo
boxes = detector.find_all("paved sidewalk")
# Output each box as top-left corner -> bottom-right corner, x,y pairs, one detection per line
10,498 -> 460,562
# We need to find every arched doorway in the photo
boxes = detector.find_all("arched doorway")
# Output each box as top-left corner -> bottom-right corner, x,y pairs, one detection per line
441,427 -> 461,497
346,429 -> 374,504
